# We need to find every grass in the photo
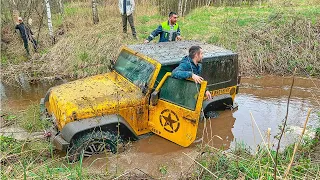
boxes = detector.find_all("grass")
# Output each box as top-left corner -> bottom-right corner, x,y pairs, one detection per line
0,1 -> 319,179
0,105 -> 113,179
0,137 -> 97,179
186,111 -> 320,179
1,55 -> 8,65
16,104 -> 51,132
185,138 -> 320,179
159,165 -> 168,175
1,1 -> 319,83
180,5 -> 320,75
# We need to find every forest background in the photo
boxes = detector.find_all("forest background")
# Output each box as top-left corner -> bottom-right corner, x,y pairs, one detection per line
1,0 -> 319,85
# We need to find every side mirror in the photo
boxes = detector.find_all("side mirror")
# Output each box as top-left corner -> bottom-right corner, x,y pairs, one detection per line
141,83 -> 148,94
108,59 -> 115,71
150,90 -> 159,106
110,59 -> 115,65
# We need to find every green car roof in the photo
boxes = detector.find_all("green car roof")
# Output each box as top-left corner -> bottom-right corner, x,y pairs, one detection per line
128,40 -> 236,66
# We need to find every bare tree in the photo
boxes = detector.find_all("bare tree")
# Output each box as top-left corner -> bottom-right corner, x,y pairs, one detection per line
35,3 -> 45,42
58,0 -> 64,15
183,0 -> 188,16
92,0 -> 99,24
11,0 -> 19,22
44,0 -> 55,44
178,0 -> 183,16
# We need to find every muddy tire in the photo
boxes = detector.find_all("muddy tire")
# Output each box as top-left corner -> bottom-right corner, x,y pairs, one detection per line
67,131 -> 122,163
204,110 -> 219,119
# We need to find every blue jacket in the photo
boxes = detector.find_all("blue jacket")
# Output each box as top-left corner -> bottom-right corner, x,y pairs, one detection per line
172,56 -> 202,79
147,21 -> 180,42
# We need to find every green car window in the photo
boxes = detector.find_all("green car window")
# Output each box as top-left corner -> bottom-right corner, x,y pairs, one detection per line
115,50 -> 155,88
159,77 -> 200,110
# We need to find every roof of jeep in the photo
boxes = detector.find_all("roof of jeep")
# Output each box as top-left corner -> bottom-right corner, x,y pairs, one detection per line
127,41 -> 236,66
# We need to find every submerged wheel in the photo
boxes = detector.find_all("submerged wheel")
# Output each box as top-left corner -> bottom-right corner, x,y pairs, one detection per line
204,110 -> 219,119
67,131 -> 122,162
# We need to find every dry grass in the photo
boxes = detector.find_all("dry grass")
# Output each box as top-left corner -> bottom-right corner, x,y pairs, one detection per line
238,15 -> 320,76
1,2 -> 157,84
1,0 -> 320,84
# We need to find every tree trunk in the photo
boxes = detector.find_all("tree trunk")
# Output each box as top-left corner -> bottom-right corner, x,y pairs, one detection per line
44,0 -> 55,44
11,0 -> 19,22
178,0 -> 183,16
183,0 -> 188,16
92,0 -> 99,24
58,0 -> 64,15
25,0 -> 32,19
36,5 -> 46,43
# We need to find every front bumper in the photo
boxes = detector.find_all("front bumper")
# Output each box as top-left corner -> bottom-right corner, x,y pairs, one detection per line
53,134 -> 70,151
40,98 -> 70,152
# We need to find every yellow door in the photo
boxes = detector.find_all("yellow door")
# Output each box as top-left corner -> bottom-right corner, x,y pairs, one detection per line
148,73 -> 207,147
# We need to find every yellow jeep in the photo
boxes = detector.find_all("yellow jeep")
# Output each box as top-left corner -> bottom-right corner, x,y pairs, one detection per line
40,41 -> 240,161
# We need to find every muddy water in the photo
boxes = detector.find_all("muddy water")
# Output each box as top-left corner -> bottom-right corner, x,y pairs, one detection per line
234,76 -> 320,150
1,76 -> 320,178
1,80 -> 66,111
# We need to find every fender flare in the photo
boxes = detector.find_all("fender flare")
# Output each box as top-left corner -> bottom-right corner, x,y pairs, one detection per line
202,94 -> 233,113
60,114 -> 138,143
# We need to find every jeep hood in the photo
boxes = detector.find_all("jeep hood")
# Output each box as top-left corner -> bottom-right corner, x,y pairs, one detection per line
47,72 -> 144,129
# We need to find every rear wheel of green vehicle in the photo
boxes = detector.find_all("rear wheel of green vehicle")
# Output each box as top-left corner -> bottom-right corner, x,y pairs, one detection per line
67,131 -> 122,162
204,110 -> 219,119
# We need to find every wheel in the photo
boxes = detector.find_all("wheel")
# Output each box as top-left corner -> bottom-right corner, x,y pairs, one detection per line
204,110 -> 219,119
67,131 -> 122,162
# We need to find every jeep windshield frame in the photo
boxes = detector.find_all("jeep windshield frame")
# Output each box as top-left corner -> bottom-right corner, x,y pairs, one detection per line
114,49 -> 156,89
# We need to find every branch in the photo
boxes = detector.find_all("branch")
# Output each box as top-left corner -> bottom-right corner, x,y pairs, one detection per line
273,68 -> 297,179
284,108 -> 312,179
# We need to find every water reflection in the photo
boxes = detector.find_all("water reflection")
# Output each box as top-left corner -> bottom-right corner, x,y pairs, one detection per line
232,93 -> 319,151
1,80 -> 65,111
197,110 -> 236,150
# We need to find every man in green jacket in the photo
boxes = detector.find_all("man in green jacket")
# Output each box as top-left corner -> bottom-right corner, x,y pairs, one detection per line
144,12 -> 182,43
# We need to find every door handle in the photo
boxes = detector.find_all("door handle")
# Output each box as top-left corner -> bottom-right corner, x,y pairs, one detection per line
183,116 -> 196,124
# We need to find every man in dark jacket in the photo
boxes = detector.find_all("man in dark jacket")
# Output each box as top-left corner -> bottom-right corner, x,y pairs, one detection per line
144,12 -> 182,43
172,46 -> 212,99
15,17 -> 37,55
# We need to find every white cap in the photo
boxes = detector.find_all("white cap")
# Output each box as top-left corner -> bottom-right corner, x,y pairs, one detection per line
18,17 -> 23,21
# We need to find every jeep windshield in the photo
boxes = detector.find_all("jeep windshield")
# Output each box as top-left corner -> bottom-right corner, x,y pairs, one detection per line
114,50 -> 155,88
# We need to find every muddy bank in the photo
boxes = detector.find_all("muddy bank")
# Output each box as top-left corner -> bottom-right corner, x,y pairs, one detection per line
2,2 -> 320,85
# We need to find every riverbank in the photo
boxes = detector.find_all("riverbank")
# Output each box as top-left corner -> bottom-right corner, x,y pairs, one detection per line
1,1 -> 319,85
